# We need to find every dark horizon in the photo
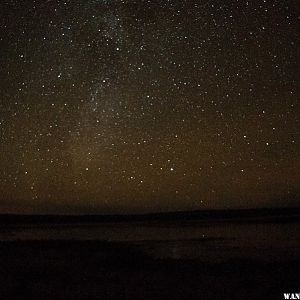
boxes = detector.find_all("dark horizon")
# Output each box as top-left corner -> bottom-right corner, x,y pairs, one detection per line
1,206 -> 300,218
0,192 -> 299,215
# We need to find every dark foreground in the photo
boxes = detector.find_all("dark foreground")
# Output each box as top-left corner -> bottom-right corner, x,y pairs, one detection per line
1,209 -> 300,299
0,240 -> 299,300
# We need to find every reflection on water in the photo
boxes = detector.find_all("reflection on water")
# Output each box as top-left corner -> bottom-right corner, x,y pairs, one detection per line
1,221 -> 300,261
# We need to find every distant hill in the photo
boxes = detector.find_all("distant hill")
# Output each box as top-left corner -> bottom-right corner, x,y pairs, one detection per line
0,207 -> 300,225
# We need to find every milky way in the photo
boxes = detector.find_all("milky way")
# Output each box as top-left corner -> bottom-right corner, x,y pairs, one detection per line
0,0 -> 299,213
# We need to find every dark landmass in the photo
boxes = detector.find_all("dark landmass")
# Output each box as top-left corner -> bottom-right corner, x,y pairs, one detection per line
1,207 -> 300,225
0,208 -> 299,299
0,240 -> 299,300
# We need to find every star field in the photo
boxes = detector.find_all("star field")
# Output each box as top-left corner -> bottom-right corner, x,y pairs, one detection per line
0,0 -> 299,213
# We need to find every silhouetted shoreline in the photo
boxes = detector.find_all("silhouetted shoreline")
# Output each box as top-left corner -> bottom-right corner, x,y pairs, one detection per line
1,207 -> 300,225
1,208 -> 299,299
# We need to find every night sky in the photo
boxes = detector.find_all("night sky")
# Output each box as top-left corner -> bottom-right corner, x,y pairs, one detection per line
0,0 -> 299,214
